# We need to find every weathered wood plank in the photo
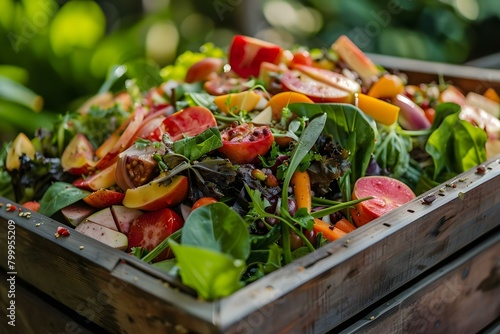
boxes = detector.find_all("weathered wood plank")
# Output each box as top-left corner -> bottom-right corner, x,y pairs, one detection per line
0,271 -> 96,334
339,229 -> 500,334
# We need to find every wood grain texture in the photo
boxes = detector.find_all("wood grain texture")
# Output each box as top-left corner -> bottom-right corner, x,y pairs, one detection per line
340,229 -> 500,334
0,271 -> 96,334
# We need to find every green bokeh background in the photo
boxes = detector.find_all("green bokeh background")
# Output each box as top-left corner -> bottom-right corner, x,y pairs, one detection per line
1,0 -> 499,144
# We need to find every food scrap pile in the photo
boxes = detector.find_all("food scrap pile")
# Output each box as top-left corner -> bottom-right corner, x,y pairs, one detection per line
2,35 -> 499,300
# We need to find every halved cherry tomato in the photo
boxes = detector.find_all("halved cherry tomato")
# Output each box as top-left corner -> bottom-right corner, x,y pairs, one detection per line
159,106 -> 217,141
192,197 -> 218,210
290,50 -> 314,67
218,123 -> 274,164
424,107 -> 435,124
280,70 -> 353,103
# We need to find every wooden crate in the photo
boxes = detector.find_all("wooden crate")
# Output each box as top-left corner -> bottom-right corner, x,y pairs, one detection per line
339,228 -> 500,334
1,58 -> 500,333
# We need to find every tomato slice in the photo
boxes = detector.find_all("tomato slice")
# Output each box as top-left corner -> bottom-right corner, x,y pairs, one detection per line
159,106 -> 217,141
204,75 -> 249,96
218,123 -> 274,164
280,70 -> 353,103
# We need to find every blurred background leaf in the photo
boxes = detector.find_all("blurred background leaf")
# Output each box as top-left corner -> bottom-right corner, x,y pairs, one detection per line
1,0 -> 499,144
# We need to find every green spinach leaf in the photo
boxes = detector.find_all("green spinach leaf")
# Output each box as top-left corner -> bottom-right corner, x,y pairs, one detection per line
173,127 -> 222,161
289,103 -> 376,187
169,241 -> 246,300
426,111 -> 487,179
181,202 -> 250,260
38,182 -> 90,217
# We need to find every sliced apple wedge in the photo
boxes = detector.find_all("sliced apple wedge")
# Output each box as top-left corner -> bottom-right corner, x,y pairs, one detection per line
61,133 -> 96,175
331,35 -> 381,82
122,175 -> 189,211
214,90 -> 262,114
111,205 -> 143,235
73,162 -> 117,191
83,189 -> 125,209
61,202 -> 96,227
75,221 -> 128,251
6,132 -> 36,171
83,207 -> 119,231
291,64 -> 361,93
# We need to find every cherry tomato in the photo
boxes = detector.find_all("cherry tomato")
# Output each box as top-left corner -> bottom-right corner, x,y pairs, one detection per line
185,57 -> 224,83
159,106 -> 217,141
290,50 -> 314,67
192,197 -> 218,210
218,122 -> 274,164
424,107 -> 435,124
280,70 -> 353,103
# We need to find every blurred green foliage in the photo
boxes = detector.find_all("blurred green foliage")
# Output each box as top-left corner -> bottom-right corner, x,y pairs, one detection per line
1,0 -> 499,144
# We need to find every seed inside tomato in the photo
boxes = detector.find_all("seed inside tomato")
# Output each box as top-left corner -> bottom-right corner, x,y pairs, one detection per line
218,122 -> 274,164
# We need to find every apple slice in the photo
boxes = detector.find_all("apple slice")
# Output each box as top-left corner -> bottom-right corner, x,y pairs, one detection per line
95,106 -> 146,170
75,221 -> 128,251
229,35 -> 283,78
111,205 -> 143,235
83,189 -> 125,209
351,176 -> 416,227
61,133 -> 96,175
331,35 -> 381,81
84,207 -> 119,231
291,64 -> 361,94
73,162 -> 117,191
6,132 -> 36,171
122,175 -> 189,211
61,202 -> 96,226
213,90 -> 262,114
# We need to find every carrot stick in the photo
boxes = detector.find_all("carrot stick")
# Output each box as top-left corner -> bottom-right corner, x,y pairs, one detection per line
313,218 -> 347,242
334,217 -> 356,233
290,170 -> 312,213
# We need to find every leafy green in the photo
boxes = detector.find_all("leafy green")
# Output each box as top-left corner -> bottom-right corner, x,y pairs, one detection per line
38,182 -> 90,217
124,59 -> 163,92
181,202 -> 250,260
172,128 -> 222,161
170,202 -> 249,300
289,103 -> 376,190
160,43 -> 225,82
374,123 -> 412,179
169,241 -> 246,300
426,108 -> 487,179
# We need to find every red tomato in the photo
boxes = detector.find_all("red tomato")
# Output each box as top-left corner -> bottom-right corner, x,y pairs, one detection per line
218,123 -> 274,164
280,70 -> 353,103
192,197 -> 218,210
228,35 -> 282,78
351,176 -> 416,227
204,75 -> 249,96
424,107 -> 435,124
159,106 -> 217,141
290,50 -> 314,67
185,57 -> 224,83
